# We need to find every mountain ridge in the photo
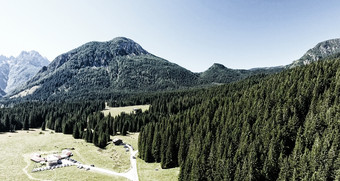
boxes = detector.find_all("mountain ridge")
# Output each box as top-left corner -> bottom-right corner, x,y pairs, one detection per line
8,37 -> 340,101
11,37 -> 199,100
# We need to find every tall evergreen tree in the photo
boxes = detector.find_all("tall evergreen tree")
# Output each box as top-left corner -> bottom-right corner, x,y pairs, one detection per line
41,121 -> 46,131
4,114 -> 10,131
23,116 -> 29,130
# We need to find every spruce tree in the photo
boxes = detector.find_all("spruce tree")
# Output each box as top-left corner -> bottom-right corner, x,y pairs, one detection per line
41,121 -> 46,131
4,114 -> 10,131
73,124 -> 80,139
23,116 -> 29,130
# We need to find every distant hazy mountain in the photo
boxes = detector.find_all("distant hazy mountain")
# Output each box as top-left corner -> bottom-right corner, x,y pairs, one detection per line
0,51 -> 49,94
289,38 -> 340,68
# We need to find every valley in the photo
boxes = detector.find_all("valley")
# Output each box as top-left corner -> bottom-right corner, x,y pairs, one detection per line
1,1 -> 340,180
0,37 -> 339,181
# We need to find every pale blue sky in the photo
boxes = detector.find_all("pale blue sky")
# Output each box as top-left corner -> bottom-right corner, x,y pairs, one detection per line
0,0 -> 340,72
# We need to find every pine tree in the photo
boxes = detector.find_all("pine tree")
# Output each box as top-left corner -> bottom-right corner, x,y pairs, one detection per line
4,114 -> 10,131
41,121 -> 46,131
73,124 -> 80,139
121,123 -> 127,136
105,127 -> 110,143
152,130 -> 161,162
23,116 -> 29,130
93,130 -> 98,146
112,120 -> 117,136
162,135 -> 175,168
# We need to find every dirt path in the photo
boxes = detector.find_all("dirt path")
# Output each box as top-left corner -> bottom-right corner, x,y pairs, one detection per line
119,145 -> 139,181
22,155 -> 50,181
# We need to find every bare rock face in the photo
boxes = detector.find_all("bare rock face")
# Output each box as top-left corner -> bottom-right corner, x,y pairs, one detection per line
0,51 -> 49,95
290,38 -> 340,68
0,56 -> 10,92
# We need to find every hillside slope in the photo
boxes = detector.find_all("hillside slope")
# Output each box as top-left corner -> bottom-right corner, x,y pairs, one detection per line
290,38 -> 340,68
200,63 -> 283,84
12,37 -> 199,100
10,37 -> 340,101
138,54 -> 340,180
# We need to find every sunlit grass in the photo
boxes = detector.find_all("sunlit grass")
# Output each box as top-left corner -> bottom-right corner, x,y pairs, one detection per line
113,132 -> 180,181
137,158 -> 180,181
101,104 -> 150,117
0,118 -> 179,181
0,129 -> 129,181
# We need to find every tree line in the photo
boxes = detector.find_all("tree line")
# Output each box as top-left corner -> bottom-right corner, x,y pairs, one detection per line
0,99 -> 158,148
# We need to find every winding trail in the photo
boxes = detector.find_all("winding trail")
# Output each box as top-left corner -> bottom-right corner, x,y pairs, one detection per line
22,155 -> 51,181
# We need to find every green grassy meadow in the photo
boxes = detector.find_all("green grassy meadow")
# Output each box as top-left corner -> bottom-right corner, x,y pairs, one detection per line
101,104 -> 150,117
137,159 -> 180,181
0,130 -> 129,181
0,105 -> 178,181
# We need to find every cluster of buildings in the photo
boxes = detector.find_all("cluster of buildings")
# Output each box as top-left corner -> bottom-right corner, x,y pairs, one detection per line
31,149 -> 73,166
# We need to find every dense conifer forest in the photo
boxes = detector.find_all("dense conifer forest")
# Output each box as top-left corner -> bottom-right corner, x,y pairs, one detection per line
138,56 -> 340,180
0,55 -> 339,180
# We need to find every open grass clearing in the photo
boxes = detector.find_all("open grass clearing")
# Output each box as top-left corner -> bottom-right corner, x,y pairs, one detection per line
137,158 -> 180,181
101,104 -> 150,117
0,123 -> 179,180
112,132 -> 179,181
0,129 -> 129,181
111,132 -> 139,151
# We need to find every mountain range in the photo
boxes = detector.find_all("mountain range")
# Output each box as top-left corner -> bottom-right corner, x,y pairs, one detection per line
6,37 -> 340,101
0,51 -> 49,95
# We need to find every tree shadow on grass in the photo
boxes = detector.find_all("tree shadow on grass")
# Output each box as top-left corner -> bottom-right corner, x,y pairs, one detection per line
0,131 -> 19,134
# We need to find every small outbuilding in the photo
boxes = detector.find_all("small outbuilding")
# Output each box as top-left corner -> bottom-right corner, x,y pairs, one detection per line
113,138 -> 123,145
133,108 -> 142,114
30,153 -> 45,163
46,155 -> 60,166
60,149 -> 73,158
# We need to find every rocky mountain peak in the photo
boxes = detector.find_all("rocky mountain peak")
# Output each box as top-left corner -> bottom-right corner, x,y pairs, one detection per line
209,63 -> 227,70
44,37 -> 149,73
0,51 -> 49,94
290,38 -> 340,68
13,50 -> 49,67
108,37 -> 149,56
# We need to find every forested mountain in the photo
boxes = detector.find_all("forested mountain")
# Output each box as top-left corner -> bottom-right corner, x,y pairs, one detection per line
199,63 -> 283,84
10,37 -> 200,100
138,55 -> 340,180
290,38 -> 340,68
0,51 -> 49,94
7,37 -> 340,102
9,37 -> 282,101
